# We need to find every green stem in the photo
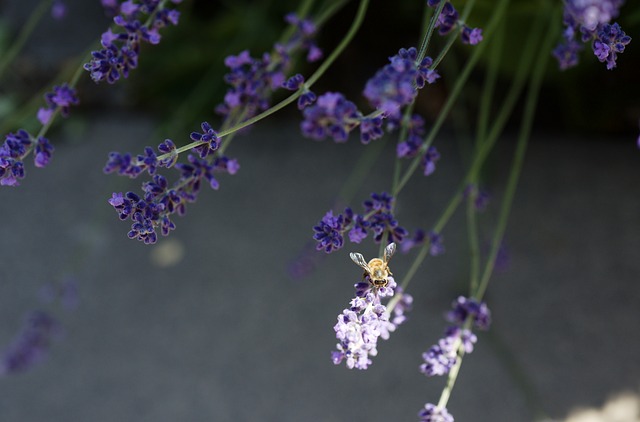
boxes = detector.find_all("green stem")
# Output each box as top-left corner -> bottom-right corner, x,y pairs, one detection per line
416,0 -> 446,62
466,187 -> 481,293
394,0 -> 510,196
474,4 -> 559,301
0,0 -> 52,80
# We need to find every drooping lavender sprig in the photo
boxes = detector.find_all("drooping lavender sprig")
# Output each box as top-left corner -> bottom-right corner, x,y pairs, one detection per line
105,122 -> 239,244
84,0 -> 182,84
419,296 -> 490,377
216,13 -> 322,123
331,276 -> 413,370
0,311 -> 61,376
312,192 -> 409,253
0,130 -> 54,186
553,0 -> 631,70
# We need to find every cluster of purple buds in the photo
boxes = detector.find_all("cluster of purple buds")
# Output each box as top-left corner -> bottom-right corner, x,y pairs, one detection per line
283,13 -> 323,63
216,13 -> 321,120
37,83 -> 80,125
105,122 -> 238,243
427,1 -> 483,45
420,296 -> 491,377
312,192 -> 408,253
363,47 -> 439,118
553,0 -> 631,70
402,229 -> 445,256
0,130 -> 54,186
0,311 -> 61,376
331,276 -> 413,370
84,0 -> 181,84
395,113 -> 441,176
418,403 -> 455,422
216,49 -> 288,119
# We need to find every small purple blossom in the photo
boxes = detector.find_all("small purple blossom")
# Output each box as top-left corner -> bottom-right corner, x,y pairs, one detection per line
282,73 -> 305,91
428,231 -> 445,256
422,146 -> 440,176
37,83 -> 79,125
297,90 -> 317,110
418,403 -> 454,422
359,116 -> 384,144
461,26 -> 483,45
446,296 -> 492,330
190,122 -> 220,158
312,211 -> 345,253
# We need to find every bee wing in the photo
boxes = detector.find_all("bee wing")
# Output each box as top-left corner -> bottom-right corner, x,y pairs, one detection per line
350,252 -> 371,272
383,242 -> 396,263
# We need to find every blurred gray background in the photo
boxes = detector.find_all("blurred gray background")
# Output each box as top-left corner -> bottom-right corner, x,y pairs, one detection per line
1,0 -> 640,421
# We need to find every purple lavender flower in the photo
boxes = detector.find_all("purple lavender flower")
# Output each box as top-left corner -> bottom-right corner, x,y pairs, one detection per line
84,0 -> 180,83
190,122 -> 220,158
344,208 -> 370,243
461,26 -> 483,45
418,403 -> 454,422
429,1 -> 460,35
420,296 -> 489,378
396,114 -> 427,158
359,116 -> 384,144
446,296 -> 492,330
313,211 -> 346,253
422,146 -> 440,176
332,276 -> 406,370
301,92 -> 360,142
363,47 -> 439,117
554,0 -> 630,70
283,13 -> 323,63
37,83 -> 79,125
428,231 -> 445,256
464,184 -> 490,211
0,311 -> 61,376
282,73 -> 305,91
592,22 -> 631,69
34,137 -> 54,168
104,137 -> 184,178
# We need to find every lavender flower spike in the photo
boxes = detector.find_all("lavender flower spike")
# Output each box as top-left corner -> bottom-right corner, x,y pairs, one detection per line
418,403 -> 454,422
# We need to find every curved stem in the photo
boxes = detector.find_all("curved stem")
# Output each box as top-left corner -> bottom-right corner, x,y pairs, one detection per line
0,0 -> 52,80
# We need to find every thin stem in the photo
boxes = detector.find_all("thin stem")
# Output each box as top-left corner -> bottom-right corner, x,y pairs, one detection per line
416,1 -> 446,62
466,189 -> 481,293
394,0 -> 510,196
475,4 -> 559,301
306,0 -> 369,87
476,20 -> 504,147
0,0 -> 52,80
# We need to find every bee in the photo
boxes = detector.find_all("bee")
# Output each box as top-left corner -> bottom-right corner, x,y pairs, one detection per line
349,242 -> 396,287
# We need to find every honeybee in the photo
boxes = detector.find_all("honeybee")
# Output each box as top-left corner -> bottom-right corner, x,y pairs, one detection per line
349,242 -> 396,287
